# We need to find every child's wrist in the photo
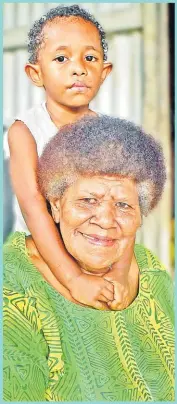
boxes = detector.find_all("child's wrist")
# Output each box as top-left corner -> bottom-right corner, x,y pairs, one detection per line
67,272 -> 84,293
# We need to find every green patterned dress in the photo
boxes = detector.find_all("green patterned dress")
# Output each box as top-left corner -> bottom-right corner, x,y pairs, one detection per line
3,232 -> 175,402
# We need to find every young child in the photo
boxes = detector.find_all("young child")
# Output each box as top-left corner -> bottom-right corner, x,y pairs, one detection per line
7,5 -> 122,310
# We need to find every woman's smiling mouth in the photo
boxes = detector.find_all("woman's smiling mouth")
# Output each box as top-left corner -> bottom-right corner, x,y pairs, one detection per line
79,232 -> 116,246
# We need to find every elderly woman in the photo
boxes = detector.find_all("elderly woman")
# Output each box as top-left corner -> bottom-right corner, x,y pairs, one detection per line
3,116 -> 174,402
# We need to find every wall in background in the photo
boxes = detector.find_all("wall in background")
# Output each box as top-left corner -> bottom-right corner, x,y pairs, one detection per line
3,3 -> 173,270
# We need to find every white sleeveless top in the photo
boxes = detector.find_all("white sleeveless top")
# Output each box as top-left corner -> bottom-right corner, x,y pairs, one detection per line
5,102 -> 58,233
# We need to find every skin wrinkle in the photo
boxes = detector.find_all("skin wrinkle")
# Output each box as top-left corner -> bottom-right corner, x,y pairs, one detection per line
50,176 -> 141,274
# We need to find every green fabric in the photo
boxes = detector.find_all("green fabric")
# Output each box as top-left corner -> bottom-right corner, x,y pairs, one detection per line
3,232 -> 175,401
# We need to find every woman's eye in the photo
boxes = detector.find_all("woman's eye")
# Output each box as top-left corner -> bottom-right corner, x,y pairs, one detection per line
116,202 -> 130,209
55,56 -> 68,63
82,198 -> 97,204
85,55 -> 97,62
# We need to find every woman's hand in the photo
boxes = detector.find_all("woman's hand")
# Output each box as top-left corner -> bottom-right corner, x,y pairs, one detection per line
68,273 -> 114,310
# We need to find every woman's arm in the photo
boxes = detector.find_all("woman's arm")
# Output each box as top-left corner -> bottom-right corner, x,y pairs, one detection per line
8,121 -> 114,309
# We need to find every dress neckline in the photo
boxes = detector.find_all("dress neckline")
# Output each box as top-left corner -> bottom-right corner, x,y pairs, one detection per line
12,232 -> 148,314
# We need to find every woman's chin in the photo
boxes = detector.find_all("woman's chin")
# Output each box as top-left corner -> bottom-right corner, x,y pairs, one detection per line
76,257 -> 114,274
64,239 -> 119,273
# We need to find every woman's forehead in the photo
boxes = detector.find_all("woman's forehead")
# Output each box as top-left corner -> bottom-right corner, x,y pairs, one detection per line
65,175 -> 138,199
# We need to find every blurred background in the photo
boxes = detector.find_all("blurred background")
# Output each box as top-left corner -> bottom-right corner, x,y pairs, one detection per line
3,3 -> 174,272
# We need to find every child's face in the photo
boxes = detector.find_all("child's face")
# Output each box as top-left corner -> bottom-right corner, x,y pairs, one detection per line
26,17 -> 112,108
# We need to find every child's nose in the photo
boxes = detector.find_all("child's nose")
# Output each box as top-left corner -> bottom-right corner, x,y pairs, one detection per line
71,60 -> 87,76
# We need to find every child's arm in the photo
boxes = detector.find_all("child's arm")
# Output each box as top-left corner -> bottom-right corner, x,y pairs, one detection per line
8,121 -> 114,310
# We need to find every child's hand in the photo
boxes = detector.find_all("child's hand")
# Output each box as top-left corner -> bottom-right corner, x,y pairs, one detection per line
106,280 -> 130,310
68,273 -> 114,310
104,259 -> 138,310
104,270 -> 132,310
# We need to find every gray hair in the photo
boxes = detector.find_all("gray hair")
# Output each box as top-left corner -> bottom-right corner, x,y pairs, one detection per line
27,4 -> 108,63
38,115 -> 166,217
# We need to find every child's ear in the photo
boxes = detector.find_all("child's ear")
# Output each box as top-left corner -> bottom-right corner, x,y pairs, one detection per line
101,62 -> 113,84
25,63 -> 44,87
49,199 -> 61,224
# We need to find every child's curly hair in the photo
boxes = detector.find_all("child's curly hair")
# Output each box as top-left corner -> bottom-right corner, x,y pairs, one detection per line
27,4 -> 108,63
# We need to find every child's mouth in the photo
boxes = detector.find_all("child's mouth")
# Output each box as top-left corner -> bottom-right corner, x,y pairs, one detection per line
70,82 -> 89,92
71,81 -> 88,88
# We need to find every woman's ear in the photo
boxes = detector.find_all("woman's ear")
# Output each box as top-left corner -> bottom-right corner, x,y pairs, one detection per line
25,63 -> 44,87
100,62 -> 113,84
49,199 -> 61,224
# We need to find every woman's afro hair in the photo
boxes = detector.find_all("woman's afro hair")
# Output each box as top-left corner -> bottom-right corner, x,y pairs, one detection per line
38,114 -> 166,216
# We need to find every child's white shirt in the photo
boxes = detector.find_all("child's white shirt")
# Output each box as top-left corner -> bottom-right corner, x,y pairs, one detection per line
4,102 -> 58,233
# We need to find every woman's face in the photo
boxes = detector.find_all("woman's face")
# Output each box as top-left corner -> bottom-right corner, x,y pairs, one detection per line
51,176 -> 141,273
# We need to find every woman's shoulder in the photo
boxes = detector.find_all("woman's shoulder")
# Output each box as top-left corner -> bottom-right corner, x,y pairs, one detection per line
135,243 -> 174,323
135,243 -> 174,293
3,232 -> 42,294
135,243 -> 167,273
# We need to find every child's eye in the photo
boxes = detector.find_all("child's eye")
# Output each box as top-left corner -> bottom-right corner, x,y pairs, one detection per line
116,202 -> 131,209
55,56 -> 68,63
85,55 -> 97,62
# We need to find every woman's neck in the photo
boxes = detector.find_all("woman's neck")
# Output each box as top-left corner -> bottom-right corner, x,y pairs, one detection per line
80,241 -> 136,282
26,236 -> 139,310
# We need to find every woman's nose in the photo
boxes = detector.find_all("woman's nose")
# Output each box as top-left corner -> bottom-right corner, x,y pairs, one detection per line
90,203 -> 116,229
